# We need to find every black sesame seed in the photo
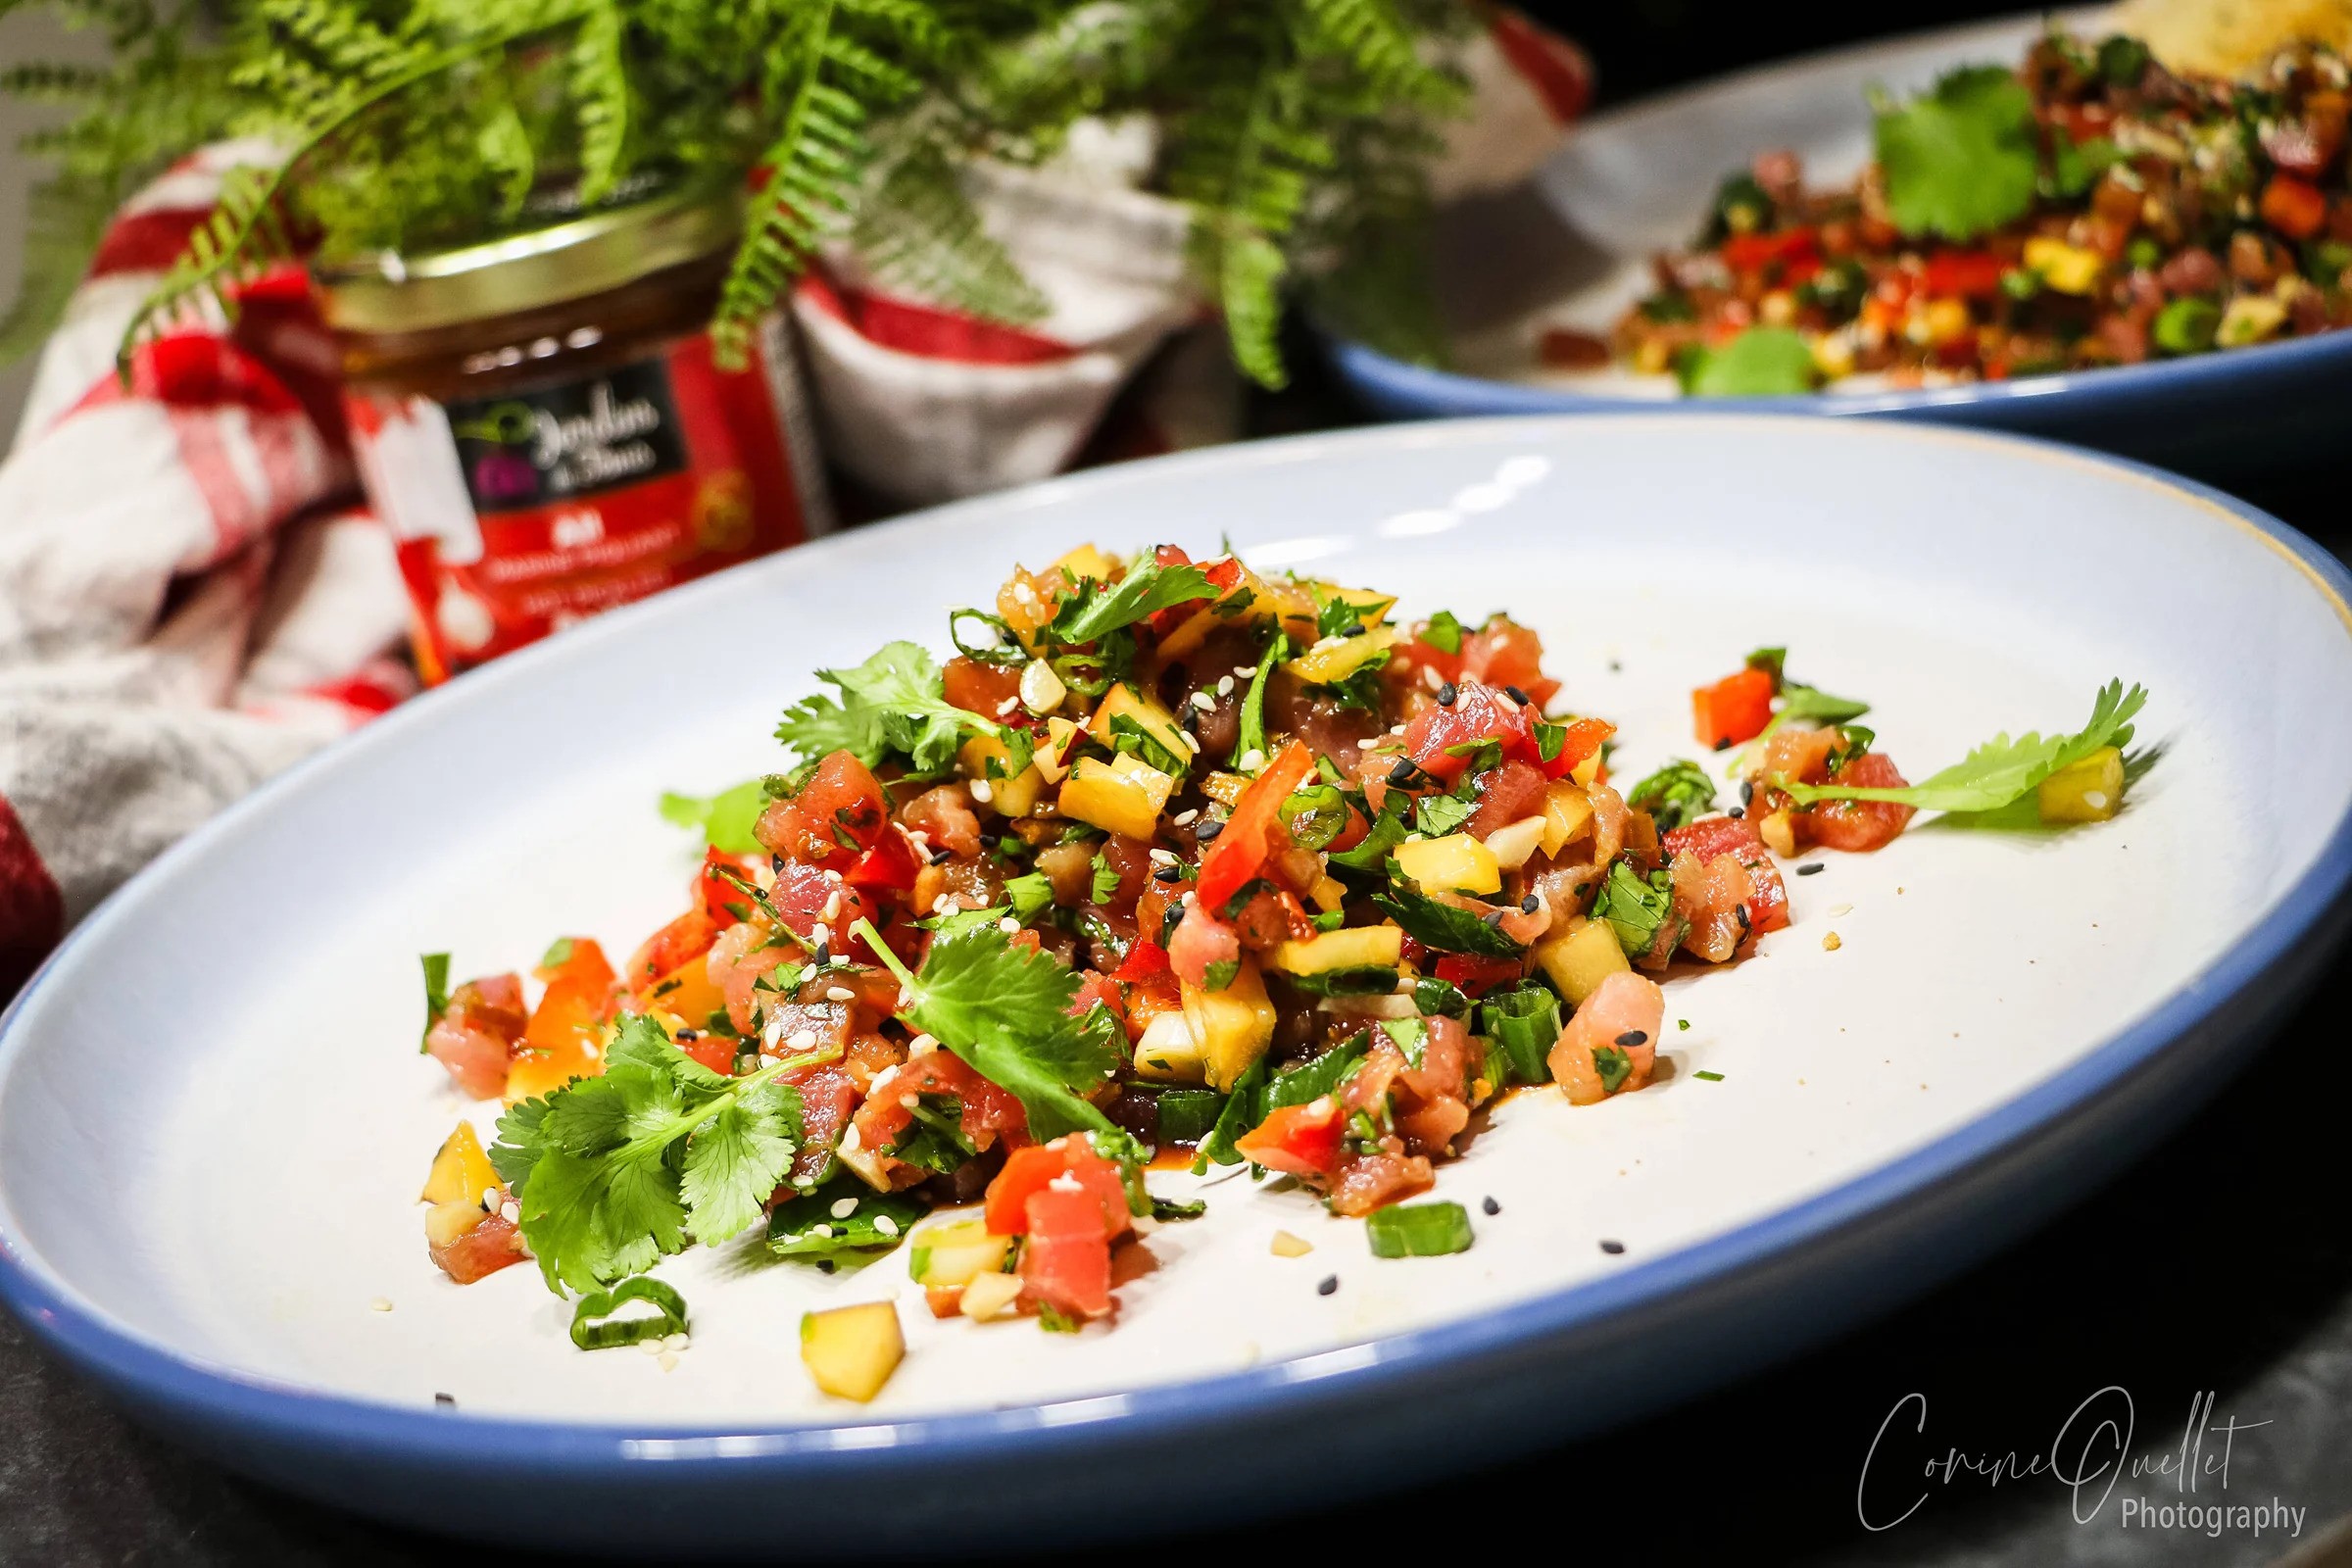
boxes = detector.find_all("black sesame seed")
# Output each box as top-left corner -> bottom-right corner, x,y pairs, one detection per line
1152,864 -> 1184,883
675,1028 -> 699,1042
434,1393 -> 456,1408
817,1259 -> 837,1274
1728,807 -> 1744,818
1739,781 -> 1753,808
1615,1029 -> 1648,1048
1520,894 -> 1540,913
1599,1239 -> 1626,1255
1387,759 -> 1418,786
1316,1275 -> 1339,1297
1481,1196 -> 1500,1216
813,943 -> 831,966
1796,861 -> 1825,876
929,846 -> 955,864
1503,684 -> 1531,706
1735,904 -> 1752,933
1195,818 -> 1224,842
1483,909 -> 1506,928
1436,682 -> 1458,707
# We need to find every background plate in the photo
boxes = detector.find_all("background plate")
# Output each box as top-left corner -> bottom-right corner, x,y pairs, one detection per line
3,416 -> 2350,1552
1325,9 -> 2352,487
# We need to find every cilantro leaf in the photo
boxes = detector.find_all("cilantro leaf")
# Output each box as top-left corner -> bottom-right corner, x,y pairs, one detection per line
1626,760 -> 1717,833
1047,561 -> 1219,646
1779,680 -> 2148,814
855,913 -> 1122,1141
1420,610 -> 1465,656
775,642 -> 1028,775
1004,871 -> 1056,923
1089,851 -> 1120,905
1230,630 -> 1286,768
659,778 -> 771,857
1370,876 -> 1524,957
1590,859 -> 1678,959
492,1015 -> 805,1295
1678,326 -> 1818,397
418,953 -> 450,1052
1875,65 -> 2040,241
767,1177 -> 928,1259
1328,792 -> 1411,878
1414,791 -> 1476,837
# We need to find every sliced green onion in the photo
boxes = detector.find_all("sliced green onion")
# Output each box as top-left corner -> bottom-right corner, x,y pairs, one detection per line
569,1277 -> 689,1350
1154,1088 -> 1225,1145
1366,1200 -> 1475,1258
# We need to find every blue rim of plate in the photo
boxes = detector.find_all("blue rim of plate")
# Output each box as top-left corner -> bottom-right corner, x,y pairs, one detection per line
1325,318 -> 2352,421
4,416 -> 2351,1486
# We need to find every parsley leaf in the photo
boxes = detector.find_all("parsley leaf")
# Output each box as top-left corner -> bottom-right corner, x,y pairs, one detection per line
418,953 -> 450,1052
1874,65 -> 2040,240
1779,680 -> 2148,814
1047,561 -> 1219,646
491,1016 -> 804,1296
658,778 -> 770,857
775,642 -> 1028,775
855,913 -> 1122,1141
1626,760 -> 1717,833
1590,859 -> 1678,959
1678,326 -> 1818,397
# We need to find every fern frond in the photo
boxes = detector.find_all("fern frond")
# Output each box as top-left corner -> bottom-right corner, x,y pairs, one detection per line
0,172 -> 115,364
1295,0 -> 1461,110
569,0 -> 631,201
849,136 -> 1049,324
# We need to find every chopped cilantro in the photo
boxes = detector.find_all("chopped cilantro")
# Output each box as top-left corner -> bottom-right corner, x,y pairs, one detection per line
1694,1069 -> 1725,1081
1089,851 -> 1121,906
1779,680 -> 2148,814
1421,610 -> 1465,655
1046,560 -> 1219,646
490,1015 -> 806,1296
1590,859 -> 1678,959
418,952 -> 450,1052
1370,875 -> 1525,957
1626,760 -> 1717,833
1874,64 -> 2040,240
774,641 -> 1031,776
1678,326 -> 1818,397
767,1178 -> 928,1259
1004,871 -> 1056,923
1592,1045 -> 1635,1094
1413,791 -> 1476,837
658,778 -> 771,857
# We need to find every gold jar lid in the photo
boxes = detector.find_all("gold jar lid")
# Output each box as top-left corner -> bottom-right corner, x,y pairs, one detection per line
313,183 -> 743,333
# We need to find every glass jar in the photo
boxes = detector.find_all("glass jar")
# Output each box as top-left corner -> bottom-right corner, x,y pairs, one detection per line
317,186 -> 831,683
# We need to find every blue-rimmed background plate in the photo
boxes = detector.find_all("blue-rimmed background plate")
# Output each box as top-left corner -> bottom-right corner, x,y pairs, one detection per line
1324,10 -> 2352,487
3,416 -> 2349,1554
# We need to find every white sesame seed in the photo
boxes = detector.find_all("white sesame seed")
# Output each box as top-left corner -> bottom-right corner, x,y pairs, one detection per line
1172,808 -> 1199,825
830,1197 -> 858,1219
932,894 -> 956,914
1179,732 -> 1200,753
368,1297 -> 393,1313
1422,665 -> 1444,690
1234,664 -> 1256,677
639,1338 -> 664,1356
821,892 -> 843,923
1830,903 -> 1853,917
480,1187 -> 500,1212
822,868 -> 843,885
811,1223 -> 834,1239
908,1032 -> 939,1054
1216,675 -> 1235,696
1237,749 -> 1264,771
664,1333 -> 691,1351
502,1200 -> 519,1222
1049,1174 -> 1084,1192
812,923 -> 832,950
658,1350 -> 680,1372
873,1214 -> 901,1238
787,1028 -> 818,1053
970,779 -> 995,805
825,985 -> 856,1003
1389,723 -> 1407,736
1149,848 -> 1178,864
995,697 -> 1021,717
1190,691 -> 1215,711
899,1093 -> 920,1109
999,916 -> 1020,934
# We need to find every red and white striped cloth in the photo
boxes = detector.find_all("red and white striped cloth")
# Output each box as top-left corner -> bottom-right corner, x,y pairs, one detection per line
0,15 -> 1589,994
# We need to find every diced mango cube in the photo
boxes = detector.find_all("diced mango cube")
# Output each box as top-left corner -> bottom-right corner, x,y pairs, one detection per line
1183,958 -> 1277,1091
1131,1009 -> 1207,1083
2038,745 -> 2127,823
1049,543 -> 1119,583
909,1220 -> 1013,1289
959,735 -> 1045,818
1394,833 -> 1501,896
800,1301 -> 906,1402
1539,781 -> 1595,858
1286,624 -> 1398,687
1268,924 -> 1403,976
1057,757 -> 1174,839
1088,683 -> 1193,774
2024,237 -> 2105,296
1535,916 -> 1630,1004
421,1121 -> 500,1205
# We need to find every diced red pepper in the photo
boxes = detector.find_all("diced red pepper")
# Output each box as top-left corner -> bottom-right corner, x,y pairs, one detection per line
1234,1098 -> 1345,1177
2261,173 -> 2329,240
1691,667 -> 1776,750
1195,741 -> 1316,913
842,827 -> 920,893
697,848 -> 763,928
1432,953 -> 1527,995
625,908 -> 718,998
1721,226 -> 1819,275
1111,938 -> 1172,984
1922,249 -> 2007,299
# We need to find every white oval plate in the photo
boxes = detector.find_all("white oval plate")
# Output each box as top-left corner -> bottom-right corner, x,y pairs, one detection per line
4,416 -> 2349,1553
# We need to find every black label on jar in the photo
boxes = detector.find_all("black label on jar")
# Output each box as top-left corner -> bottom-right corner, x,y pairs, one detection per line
443,357 -> 689,514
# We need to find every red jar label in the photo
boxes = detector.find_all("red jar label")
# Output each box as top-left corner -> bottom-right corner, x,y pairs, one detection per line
348,316 -> 830,683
